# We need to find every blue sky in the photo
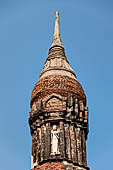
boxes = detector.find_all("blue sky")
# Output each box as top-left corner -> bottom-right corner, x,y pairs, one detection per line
0,0 -> 113,170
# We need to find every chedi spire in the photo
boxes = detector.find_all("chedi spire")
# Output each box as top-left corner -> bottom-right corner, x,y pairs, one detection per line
29,11 -> 90,170
40,11 -> 76,79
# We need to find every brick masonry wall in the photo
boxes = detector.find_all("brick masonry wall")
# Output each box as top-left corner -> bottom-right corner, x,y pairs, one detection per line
33,162 -> 65,170
32,162 -> 89,170
46,97 -> 64,111
31,75 -> 86,107
29,76 -> 89,170
29,94 -> 88,167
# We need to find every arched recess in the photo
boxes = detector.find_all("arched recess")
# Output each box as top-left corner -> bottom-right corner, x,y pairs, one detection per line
44,93 -> 66,111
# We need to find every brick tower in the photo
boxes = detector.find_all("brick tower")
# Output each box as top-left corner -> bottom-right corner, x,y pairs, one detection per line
29,11 -> 90,170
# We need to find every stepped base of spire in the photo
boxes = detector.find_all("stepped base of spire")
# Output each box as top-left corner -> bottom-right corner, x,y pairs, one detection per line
40,46 -> 76,79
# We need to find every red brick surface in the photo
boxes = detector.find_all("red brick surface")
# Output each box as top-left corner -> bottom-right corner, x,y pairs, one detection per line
33,162 -> 65,170
31,75 -> 86,106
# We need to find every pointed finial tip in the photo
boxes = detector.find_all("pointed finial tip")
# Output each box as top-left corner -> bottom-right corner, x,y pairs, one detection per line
56,11 -> 59,17
51,10 -> 62,47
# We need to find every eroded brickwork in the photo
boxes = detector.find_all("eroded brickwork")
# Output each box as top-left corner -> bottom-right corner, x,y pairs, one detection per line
29,93 -> 89,169
33,162 -> 65,170
31,75 -> 86,107
32,162 -> 89,170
